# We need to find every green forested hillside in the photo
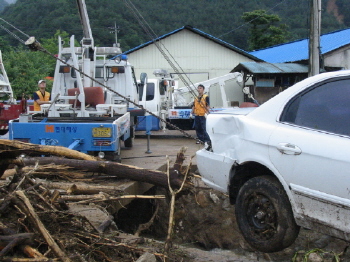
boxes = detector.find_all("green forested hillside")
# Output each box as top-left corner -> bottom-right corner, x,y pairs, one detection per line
0,0 -> 8,11
0,0 -> 349,99
0,0 -> 349,51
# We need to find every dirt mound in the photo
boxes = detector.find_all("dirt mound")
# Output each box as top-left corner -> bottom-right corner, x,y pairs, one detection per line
124,177 -> 350,262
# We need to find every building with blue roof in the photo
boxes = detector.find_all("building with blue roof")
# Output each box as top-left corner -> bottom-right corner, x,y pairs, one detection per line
250,28 -> 350,70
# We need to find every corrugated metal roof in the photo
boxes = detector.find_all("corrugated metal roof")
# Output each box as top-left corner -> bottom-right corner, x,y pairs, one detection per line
123,25 -> 262,61
249,28 -> 350,63
232,62 -> 308,73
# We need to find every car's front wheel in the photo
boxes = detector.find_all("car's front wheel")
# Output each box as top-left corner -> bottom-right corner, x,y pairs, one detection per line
235,175 -> 300,253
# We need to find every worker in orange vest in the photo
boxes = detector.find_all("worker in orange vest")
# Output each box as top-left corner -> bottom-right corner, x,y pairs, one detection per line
33,80 -> 51,111
191,84 -> 211,146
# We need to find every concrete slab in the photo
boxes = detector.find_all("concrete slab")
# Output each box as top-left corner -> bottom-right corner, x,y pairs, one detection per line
67,130 -> 200,231
122,130 -> 202,170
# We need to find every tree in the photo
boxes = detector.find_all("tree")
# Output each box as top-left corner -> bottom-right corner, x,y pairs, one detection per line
1,30 -> 78,99
242,9 -> 289,51
3,46 -> 53,99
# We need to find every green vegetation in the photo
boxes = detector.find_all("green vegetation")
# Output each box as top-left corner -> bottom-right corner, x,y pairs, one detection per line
1,0 -> 348,50
242,10 -> 289,50
0,0 -> 8,12
2,30 -> 74,99
0,0 -> 349,97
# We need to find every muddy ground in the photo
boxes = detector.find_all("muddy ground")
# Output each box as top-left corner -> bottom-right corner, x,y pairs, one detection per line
118,131 -> 350,261
1,130 -> 349,261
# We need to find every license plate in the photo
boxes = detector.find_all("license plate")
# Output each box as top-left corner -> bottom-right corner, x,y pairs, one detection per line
92,127 -> 112,137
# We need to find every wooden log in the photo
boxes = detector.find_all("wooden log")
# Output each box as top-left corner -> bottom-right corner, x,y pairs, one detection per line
61,194 -> 165,203
0,226 -> 44,259
2,258 -> 58,262
67,183 -> 123,195
0,233 -> 35,257
21,245 -> 45,259
0,233 -> 34,244
10,157 -> 189,189
0,139 -> 96,161
0,194 -> 13,213
14,191 -> 72,262
59,193 -> 108,202
35,181 -> 125,195
0,163 -> 10,181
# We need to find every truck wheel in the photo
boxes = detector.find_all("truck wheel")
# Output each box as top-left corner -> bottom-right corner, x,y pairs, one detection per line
124,126 -> 134,148
235,175 -> 300,253
105,139 -> 121,162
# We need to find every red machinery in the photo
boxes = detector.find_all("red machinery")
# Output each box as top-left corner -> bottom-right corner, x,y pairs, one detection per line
0,50 -> 26,135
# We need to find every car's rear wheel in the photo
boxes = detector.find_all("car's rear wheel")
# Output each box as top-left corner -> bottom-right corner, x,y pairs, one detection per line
235,175 -> 300,253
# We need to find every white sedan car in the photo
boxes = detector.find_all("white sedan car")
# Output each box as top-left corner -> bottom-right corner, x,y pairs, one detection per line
197,70 -> 350,253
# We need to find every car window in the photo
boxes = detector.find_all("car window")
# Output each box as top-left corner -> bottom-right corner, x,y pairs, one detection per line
281,78 -> 350,136
145,83 -> 155,101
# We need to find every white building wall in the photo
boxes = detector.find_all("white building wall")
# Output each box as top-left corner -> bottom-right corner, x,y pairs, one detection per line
324,45 -> 350,70
126,29 -> 255,87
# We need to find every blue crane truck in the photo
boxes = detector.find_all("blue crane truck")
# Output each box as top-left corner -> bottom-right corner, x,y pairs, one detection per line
9,0 -> 143,161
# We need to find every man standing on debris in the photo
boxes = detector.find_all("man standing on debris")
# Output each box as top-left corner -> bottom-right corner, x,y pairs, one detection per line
191,84 -> 211,145
33,79 -> 51,111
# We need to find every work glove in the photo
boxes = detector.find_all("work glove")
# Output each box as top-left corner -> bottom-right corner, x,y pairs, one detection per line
190,113 -> 194,119
204,113 -> 208,118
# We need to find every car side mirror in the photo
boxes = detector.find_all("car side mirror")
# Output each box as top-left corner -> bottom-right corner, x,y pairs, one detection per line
140,73 -> 148,85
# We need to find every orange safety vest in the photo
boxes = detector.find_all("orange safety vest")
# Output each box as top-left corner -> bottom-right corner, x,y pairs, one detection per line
193,94 -> 209,116
34,90 -> 50,111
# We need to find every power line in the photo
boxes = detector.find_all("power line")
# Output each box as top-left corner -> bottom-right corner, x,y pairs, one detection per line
123,0 -> 202,104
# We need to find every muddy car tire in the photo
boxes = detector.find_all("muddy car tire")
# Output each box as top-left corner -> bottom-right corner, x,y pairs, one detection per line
235,175 -> 300,253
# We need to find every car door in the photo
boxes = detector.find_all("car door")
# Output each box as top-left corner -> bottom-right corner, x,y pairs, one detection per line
268,77 -> 350,234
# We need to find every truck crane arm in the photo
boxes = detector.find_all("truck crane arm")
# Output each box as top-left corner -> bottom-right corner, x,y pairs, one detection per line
76,0 -> 94,49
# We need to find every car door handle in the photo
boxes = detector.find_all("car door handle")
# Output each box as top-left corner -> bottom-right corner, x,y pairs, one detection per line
277,143 -> 302,155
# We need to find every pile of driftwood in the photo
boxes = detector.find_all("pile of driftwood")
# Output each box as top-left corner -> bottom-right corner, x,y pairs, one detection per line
0,139 -> 193,262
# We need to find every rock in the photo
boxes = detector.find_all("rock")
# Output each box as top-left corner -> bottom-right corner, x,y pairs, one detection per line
307,252 -> 323,262
136,252 -> 157,262
196,190 -> 210,207
209,191 -> 220,204
313,235 -> 331,248
221,198 -> 232,211
192,177 -> 209,188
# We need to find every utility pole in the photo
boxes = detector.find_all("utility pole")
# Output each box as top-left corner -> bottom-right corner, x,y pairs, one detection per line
309,0 -> 321,76
109,22 -> 120,46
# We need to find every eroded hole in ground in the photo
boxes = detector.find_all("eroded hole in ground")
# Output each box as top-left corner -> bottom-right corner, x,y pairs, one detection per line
112,185 -> 350,262
115,186 -> 165,235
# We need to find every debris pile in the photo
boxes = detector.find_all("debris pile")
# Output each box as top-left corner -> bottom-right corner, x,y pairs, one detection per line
0,139 -> 193,261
